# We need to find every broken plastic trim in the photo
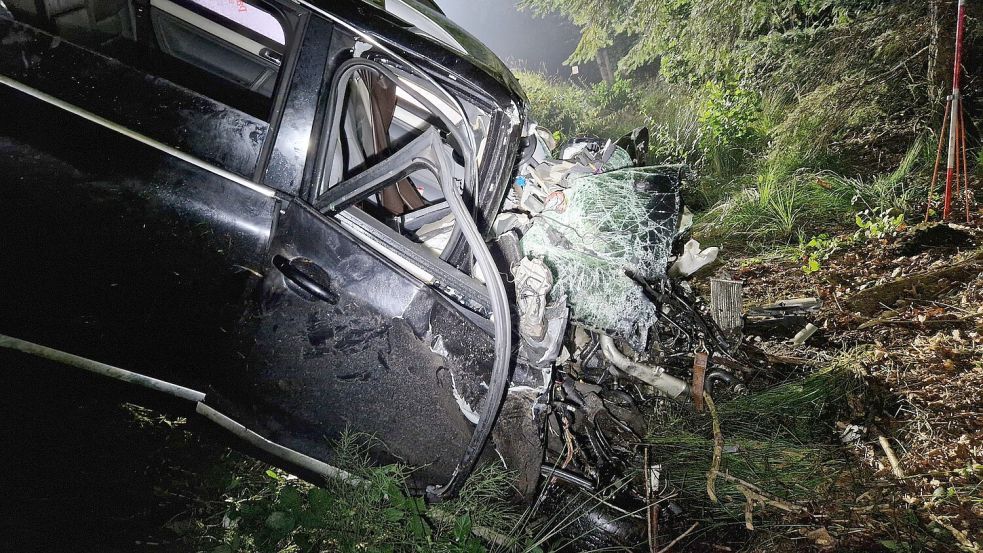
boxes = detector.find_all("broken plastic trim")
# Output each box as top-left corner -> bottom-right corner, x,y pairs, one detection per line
316,57 -> 512,500
0,333 -> 360,485
195,403 -> 361,485
0,333 -> 206,402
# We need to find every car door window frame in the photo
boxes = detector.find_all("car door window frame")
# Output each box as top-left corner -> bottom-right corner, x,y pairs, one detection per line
302,46 -> 493,319
1,0 -> 305,182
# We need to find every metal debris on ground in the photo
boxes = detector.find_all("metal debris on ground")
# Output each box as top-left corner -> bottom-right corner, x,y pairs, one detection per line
493,122 -> 868,551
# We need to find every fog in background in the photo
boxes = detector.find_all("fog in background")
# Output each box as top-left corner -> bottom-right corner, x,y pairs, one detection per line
436,0 -> 577,74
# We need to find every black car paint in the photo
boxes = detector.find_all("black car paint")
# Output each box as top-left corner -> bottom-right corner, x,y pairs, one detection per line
0,33 -> 275,389
0,0 -> 529,491
226,200 -> 492,485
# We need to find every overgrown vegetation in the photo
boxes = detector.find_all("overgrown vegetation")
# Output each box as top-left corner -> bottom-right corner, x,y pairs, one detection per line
12,2 -> 981,552
512,3 -> 981,550
517,0 -> 981,246
645,355 -> 867,540
191,432 -> 527,553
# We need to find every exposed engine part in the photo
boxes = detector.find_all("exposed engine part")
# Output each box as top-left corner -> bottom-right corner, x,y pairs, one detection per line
705,369 -> 745,394
513,257 -> 553,341
599,335 -> 690,401
510,125 -> 755,549
541,465 -> 596,490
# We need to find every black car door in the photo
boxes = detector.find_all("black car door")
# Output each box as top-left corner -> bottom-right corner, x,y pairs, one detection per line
207,18 -> 516,493
0,0 -> 300,389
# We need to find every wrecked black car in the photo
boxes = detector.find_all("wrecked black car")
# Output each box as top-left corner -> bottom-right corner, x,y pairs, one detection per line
0,0 -> 745,541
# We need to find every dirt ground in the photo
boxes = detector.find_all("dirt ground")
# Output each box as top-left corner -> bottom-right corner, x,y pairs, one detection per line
705,220 -> 983,552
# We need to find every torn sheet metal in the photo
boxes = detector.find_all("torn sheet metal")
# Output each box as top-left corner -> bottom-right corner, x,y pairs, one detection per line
519,299 -> 569,368
513,257 -> 554,341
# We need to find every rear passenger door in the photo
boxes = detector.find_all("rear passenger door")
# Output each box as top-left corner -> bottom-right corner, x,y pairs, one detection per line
0,0 -> 300,389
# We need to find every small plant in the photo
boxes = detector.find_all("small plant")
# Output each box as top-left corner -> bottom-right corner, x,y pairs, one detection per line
797,233 -> 843,274
697,79 -> 762,178
204,432 -> 522,553
854,208 -> 904,241
698,79 -> 761,152
513,70 -> 596,135
588,78 -> 637,112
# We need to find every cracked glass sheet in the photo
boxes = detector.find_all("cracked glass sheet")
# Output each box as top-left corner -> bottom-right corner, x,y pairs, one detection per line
520,167 -> 681,345
600,146 -> 634,173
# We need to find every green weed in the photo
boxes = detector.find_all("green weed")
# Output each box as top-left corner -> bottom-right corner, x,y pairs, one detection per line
199,431 -> 524,553
796,233 -> 844,274
854,208 -> 905,241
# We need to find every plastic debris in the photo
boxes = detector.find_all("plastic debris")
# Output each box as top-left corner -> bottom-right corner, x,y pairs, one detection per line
512,257 -> 554,341
791,323 -> 819,346
669,239 -> 719,278
677,206 -> 694,235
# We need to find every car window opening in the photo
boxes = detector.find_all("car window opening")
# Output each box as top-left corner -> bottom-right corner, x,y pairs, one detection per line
1,0 -> 288,120
320,61 -> 464,258
313,55 -> 513,500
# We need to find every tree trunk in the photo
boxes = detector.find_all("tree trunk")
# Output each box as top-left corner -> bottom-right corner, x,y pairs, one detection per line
928,0 -> 940,100
596,48 -> 615,84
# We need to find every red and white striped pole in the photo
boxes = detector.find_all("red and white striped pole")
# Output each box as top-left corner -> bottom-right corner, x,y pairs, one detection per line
943,0 -> 967,219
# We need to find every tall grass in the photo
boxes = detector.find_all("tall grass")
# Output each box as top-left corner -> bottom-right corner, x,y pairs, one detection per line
514,67 -> 938,250
694,131 -> 934,246
697,169 -> 856,245
645,352 -> 869,535
819,135 -> 933,214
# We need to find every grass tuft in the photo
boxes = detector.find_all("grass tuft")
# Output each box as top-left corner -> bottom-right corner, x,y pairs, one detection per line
645,351 -> 869,533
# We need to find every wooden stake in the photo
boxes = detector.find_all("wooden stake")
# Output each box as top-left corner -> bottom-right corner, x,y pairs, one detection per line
959,97 -> 971,223
943,0 -> 968,219
878,435 -> 905,478
705,394 -> 722,503
926,97 -> 952,222
645,447 -> 660,553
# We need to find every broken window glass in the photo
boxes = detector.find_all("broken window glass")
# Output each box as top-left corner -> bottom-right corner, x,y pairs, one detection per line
519,166 -> 683,345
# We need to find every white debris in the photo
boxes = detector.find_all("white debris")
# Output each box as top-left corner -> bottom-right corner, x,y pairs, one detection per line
791,323 -> 819,346
512,257 -> 554,341
669,239 -> 719,278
